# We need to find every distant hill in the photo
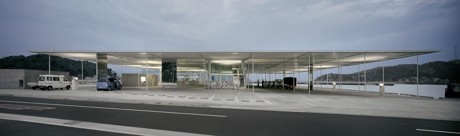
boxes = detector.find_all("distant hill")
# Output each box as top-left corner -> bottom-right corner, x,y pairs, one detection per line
315,60 -> 460,84
0,54 -> 117,79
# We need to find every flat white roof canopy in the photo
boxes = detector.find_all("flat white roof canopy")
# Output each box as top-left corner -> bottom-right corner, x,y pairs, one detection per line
32,50 -> 436,73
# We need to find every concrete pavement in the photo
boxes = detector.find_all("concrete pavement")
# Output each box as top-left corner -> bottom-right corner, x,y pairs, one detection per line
0,86 -> 459,121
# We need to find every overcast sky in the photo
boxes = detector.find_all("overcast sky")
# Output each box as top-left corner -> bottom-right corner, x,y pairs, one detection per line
0,0 -> 459,62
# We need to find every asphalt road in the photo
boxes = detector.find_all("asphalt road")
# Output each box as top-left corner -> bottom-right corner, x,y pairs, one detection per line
0,95 -> 458,136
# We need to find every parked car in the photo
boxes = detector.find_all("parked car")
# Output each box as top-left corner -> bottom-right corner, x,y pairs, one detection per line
38,75 -> 71,90
97,78 -> 122,91
274,79 -> 283,88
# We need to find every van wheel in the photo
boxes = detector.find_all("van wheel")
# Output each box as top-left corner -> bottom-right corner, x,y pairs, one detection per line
66,86 -> 70,90
47,86 -> 53,91
107,87 -> 111,91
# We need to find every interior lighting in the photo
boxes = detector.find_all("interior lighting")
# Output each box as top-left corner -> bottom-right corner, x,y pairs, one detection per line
212,60 -> 241,65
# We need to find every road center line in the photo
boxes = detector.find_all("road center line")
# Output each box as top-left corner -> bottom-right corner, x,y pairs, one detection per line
416,128 -> 460,135
0,100 -> 227,118
0,113 -> 211,136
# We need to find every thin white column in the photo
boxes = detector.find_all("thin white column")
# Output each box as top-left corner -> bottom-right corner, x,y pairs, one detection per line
203,60 -> 206,89
81,60 -> 84,80
48,54 -> 51,75
337,57 -> 340,91
137,65 -> 140,87
320,65 -> 323,88
208,60 -> 211,89
382,60 -> 385,86
339,58 -> 342,90
252,54 -> 254,93
145,57 -> 148,91
416,53 -> 419,96
159,67 -> 162,87
311,54 -> 314,91
120,64 -> 123,84
293,57 -> 296,91
308,55 -> 311,93
358,64 -> 360,92
364,53 -> 367,96
95,57 -> 98,80
282,70 -> 285,90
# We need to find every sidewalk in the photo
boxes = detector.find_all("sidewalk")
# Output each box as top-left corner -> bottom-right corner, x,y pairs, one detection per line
0,86 -> 459,121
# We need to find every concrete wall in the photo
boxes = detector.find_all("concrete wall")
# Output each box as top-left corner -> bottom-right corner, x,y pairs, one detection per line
0,69 -> 25,89
122,74 -> 158,87
0,69 -> 70,89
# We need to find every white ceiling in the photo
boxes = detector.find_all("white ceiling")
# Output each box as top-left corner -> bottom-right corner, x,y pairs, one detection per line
32,51 -> 436,73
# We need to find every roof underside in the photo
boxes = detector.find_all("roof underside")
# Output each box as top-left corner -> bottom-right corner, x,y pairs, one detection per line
32,51 -> 436,73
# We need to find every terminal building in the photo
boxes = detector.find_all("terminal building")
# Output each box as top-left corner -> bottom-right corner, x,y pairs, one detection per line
32,51 -> 435,92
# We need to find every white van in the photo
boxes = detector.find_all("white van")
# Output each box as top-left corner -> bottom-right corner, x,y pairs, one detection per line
38,75 -> 71,90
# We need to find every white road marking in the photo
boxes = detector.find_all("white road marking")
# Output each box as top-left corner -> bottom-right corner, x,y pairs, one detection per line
0,113 -> 211,136
259,97 -> 272,104
235,96 -> 239,103
416,129 -> 460,135
281,99 -> 315,106
253,94 -> 272,104
0,100 -> 226,118
209,95 -> 215,101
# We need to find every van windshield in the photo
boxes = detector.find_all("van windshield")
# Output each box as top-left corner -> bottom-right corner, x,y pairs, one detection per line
39,76 -> 45,81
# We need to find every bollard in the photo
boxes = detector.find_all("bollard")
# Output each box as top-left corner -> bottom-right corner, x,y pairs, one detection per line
71,79 -> 77,90
379,83 -> 384,95
333,82 -> 336,90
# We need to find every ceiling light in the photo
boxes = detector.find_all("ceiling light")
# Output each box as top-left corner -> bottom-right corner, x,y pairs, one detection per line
211,60 -> 241,65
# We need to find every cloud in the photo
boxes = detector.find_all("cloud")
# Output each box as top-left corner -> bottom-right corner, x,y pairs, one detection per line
0,0 -> 458,61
